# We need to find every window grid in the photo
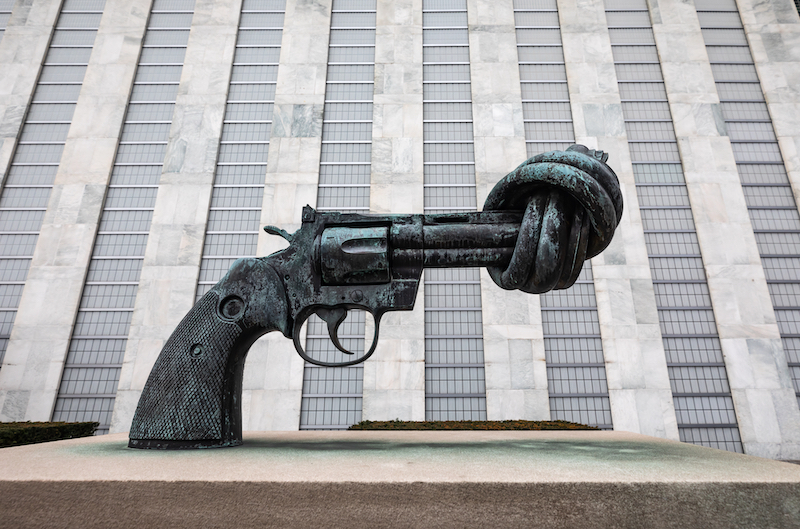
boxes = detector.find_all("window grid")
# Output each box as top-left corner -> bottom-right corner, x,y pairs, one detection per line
514,0 -> 575,157
513,0 -> 612,429
605,0 -> 743,452
0,0 -> 106,368
53,0 -> 195,434
541,269 -> 613,428
695,0 -> 800,411
422,0 -> 487,421
300,0 -> 375,430
196,0 -> 286,302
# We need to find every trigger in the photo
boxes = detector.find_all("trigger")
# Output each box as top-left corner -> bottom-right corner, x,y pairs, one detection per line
316,307 -> 352,355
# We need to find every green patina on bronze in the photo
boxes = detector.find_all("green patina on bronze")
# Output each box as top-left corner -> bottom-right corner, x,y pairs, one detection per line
128,145 -> 623,449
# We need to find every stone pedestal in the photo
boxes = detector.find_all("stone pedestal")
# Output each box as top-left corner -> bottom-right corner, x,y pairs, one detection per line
1,430 -> 798,528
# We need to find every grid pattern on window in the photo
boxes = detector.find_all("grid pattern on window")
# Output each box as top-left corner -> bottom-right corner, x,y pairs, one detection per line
695,0 -> 800,412
52,0 -> 195,434
0,0 -> 13,42
541,266 -> 613,428
514,0 -> 574,157
0,0 -> 105,368
422,0 -> 486,421
195,0 -> 285,302
299,0 -> 375,430
604,0 -> 743,452
514,0 -> 612,429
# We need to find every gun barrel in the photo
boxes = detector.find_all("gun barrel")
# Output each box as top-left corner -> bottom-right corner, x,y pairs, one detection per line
420,211 -> 523,268
421,222 -> 520,250
421,247 -> 514,268
395,211 -> 525,269
319,210 -> 528,282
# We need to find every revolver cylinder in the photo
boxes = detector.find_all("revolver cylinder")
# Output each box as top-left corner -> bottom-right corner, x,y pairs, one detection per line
320,227 -> 390,285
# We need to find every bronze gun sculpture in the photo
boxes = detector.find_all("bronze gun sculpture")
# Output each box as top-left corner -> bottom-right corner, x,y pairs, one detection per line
128,145 -> 623,449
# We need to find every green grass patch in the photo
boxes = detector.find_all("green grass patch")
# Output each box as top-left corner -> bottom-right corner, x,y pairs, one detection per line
0,421 -> 98,448
348,419 -> 598,430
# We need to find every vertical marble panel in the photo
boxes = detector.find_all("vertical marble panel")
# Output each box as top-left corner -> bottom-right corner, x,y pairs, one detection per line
466,0 -> 549,420
363,0 -> 426,421
558,0 -> 678,439
110,0 -> 241,432
0,0 -> 150,421
246,0 -> 333,431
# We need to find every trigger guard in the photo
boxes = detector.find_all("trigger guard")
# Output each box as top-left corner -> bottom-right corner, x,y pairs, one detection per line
292,308 -> 382,368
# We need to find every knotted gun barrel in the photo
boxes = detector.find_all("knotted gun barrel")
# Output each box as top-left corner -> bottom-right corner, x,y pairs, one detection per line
128,144 -> 622,449
484,144 -> 623,293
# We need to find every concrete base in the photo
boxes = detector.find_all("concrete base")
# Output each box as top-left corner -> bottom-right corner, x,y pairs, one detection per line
1,431 -> 799,528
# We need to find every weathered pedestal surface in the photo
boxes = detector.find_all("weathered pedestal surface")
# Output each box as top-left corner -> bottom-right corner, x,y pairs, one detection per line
1,430 -> 799,528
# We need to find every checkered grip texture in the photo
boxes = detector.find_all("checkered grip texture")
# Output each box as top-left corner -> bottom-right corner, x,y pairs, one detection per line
129,290 -> 241,440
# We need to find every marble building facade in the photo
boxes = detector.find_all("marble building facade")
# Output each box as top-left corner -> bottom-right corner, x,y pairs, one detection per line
0,0 -> 799,459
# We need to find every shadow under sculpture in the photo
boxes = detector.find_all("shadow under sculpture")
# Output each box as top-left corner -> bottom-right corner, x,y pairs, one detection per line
128,144 -> 623,449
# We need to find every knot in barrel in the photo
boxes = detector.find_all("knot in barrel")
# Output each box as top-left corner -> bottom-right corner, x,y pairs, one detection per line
483,144 -> 623,294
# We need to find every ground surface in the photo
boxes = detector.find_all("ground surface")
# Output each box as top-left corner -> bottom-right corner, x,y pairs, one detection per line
1,431 -> 799,527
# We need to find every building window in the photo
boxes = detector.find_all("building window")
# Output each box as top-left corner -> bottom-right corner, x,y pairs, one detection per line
605,0 -> 743,452
52,0 -> 195,434
422,0 -> 487,421
196,0 -> 286,301
0,0 -> 105,367
299,0 -> 376,430
695,0 -> 800,412
514,0 -> 613,430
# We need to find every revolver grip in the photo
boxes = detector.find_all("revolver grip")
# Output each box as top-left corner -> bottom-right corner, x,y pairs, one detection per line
128,258 -> 289,449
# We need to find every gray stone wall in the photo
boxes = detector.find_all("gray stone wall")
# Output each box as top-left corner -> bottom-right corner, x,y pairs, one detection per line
363,0 -> 426,421
468,0 -> 550,421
